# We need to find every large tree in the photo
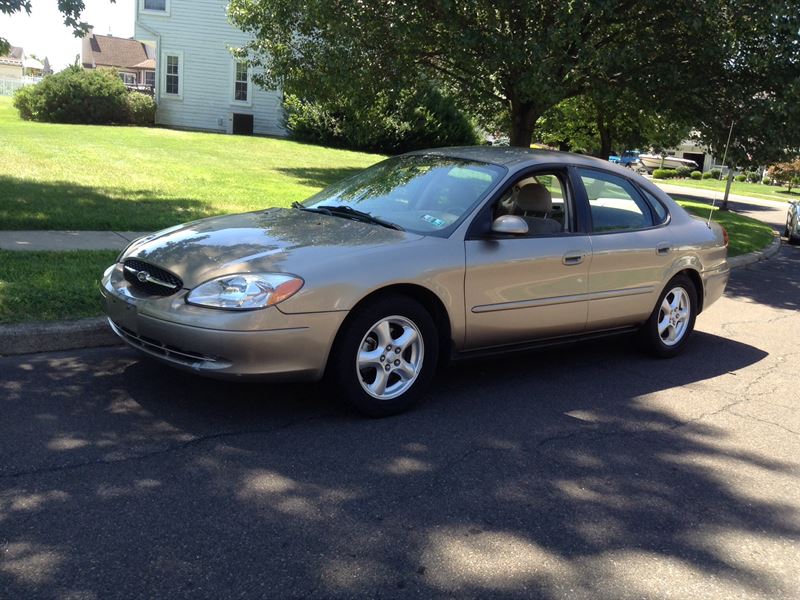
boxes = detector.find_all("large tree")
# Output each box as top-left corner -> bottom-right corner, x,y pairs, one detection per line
229,0 -> 721,147
537,92 -> 690,158
694,3 -> 800,164
0,1 -> 113,56
688,1 -> 800,208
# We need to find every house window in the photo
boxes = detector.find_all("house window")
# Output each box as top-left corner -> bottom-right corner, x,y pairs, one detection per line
234,61 -> 249,102
119,72 -> 137,85
145,70 -> 155,87
165,54 -> 180,95
143,0 -> 167,11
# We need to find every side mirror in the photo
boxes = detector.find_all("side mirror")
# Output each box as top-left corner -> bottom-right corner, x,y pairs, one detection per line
491,215 -> 528,235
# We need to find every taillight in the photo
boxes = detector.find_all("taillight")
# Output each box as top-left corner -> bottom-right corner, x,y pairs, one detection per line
721,226 -> 729,247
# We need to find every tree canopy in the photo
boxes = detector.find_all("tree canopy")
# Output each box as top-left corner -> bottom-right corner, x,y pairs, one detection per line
230,0 -> 735,147
230,0 -> 800,158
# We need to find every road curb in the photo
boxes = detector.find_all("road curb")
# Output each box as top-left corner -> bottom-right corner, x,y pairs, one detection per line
0,317 -> 121,357
728,232 -> 782,269
0,235 -> 783,357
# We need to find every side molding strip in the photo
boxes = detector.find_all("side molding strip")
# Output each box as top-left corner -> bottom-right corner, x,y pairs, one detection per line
472,286 -> 655,313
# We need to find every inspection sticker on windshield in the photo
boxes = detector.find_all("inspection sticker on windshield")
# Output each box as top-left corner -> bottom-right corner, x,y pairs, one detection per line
421,214 -> 447,228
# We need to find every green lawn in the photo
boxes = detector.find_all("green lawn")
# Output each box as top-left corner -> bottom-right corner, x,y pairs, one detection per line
0,250 -> 116,324
0,96 -> 382,231
676,199 -> 776,257
0,97 -> 777,324
654,177 -> 799,203
0,205 -> 774,325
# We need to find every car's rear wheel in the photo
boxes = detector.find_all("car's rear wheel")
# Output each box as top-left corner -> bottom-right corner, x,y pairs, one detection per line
639,274 -> 698,358
329,296 -> 438,417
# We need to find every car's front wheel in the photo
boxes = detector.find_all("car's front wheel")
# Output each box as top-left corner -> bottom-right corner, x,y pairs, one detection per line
329,296 -> 439,417
639,274 -> 698,358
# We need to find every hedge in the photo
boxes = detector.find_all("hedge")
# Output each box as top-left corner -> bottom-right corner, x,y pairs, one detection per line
653,168 -> 679,179
14,66 -> 156,126
284,85 -> 478,154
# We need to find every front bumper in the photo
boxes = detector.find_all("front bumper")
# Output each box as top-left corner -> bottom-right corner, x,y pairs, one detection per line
101,264 -> 347,381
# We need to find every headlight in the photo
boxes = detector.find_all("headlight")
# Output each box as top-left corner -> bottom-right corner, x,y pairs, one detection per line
186,273 -> 304,310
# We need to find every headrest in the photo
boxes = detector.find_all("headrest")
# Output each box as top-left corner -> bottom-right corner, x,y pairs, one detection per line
515,183 -> 552,213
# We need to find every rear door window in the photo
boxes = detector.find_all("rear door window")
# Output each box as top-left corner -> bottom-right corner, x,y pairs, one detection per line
578,169 -> 655,232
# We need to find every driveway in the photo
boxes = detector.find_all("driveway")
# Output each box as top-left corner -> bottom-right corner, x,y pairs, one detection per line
1,243 -> 799,599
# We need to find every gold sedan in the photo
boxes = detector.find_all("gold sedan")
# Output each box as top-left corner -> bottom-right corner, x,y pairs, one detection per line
102,147 -> 729,416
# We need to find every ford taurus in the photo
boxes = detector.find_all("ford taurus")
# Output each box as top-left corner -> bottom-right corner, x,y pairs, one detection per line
102,147 -> 730,416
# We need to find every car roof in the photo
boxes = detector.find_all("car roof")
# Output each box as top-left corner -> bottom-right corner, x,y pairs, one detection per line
406,145 -> 615,170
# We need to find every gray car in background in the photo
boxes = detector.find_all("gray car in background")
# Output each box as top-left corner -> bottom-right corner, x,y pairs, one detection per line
102,147 -> 729,416
786,200 -> 799,243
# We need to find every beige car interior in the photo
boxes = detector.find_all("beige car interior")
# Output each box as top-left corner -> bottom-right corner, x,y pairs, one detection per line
495,175 -> 567,234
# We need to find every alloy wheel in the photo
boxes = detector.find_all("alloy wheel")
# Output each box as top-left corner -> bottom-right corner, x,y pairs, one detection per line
657,287 -> 691,346
356,315 -> 424,400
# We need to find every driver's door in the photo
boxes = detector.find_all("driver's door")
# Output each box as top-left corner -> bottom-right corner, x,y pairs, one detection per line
463,169 -> 591,349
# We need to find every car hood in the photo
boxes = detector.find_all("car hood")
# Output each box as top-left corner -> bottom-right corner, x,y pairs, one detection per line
124,208 -> 422,288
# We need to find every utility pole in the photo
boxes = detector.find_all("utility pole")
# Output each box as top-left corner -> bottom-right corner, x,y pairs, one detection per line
719,121 -> 735,211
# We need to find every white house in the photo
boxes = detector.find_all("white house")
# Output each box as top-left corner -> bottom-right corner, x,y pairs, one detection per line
134,0 -> 286,136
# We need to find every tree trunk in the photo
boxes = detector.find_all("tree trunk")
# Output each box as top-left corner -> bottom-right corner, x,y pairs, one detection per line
509,101 -> 537,148
597,114 -> 612,159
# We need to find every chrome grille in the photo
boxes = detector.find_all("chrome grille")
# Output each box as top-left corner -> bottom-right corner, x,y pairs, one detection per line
122,258 -> 182,296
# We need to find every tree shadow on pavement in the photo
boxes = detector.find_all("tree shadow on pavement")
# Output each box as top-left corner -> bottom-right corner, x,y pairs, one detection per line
725,243 -> 800,311
1,331 -> 797,598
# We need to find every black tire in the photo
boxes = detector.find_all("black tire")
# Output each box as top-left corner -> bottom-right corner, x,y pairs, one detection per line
328,295 -> 439,417
638,274 -> 698,358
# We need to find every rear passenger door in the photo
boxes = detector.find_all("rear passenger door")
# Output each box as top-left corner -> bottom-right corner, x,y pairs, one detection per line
575,168 -> 673,331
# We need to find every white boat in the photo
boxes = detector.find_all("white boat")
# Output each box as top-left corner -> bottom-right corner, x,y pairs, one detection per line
639,154 -> 699,172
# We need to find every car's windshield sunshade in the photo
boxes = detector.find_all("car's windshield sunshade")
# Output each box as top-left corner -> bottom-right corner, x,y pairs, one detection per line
300,155 -> 506,236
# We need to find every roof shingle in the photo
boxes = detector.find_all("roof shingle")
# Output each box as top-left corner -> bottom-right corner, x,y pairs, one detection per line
0,46 -> 23,66
81,34 -> 153,70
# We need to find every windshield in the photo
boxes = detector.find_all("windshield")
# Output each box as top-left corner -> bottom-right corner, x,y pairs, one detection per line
300,155 -> 506,236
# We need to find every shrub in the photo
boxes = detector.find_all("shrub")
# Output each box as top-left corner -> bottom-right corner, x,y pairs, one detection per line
710,168 -> 722,179
652,168 -> 678,179
768,159 -> 800,193
735,174 -> 747,182
126,92 -> 156,126
745,171 -> 760,183
675,165 -> 694,178
12,84 -> 43,120
762,177 -> 772,185
690,170 -> 702,180
13,66 -> 130,124
284,85 -> 479,154
702,172 -> 714,179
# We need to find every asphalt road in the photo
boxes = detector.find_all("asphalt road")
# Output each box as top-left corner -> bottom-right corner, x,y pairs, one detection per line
2,244 -> 799,599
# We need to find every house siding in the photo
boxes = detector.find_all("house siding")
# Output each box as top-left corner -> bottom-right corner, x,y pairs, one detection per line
0,64 -> 22,80
135,0 -> 285,136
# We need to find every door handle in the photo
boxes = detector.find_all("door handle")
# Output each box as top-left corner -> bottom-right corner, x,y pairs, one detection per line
562,252 -> 585,266
656,243 -> 671,255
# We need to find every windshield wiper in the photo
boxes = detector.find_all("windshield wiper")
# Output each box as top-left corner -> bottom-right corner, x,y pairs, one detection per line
291,201 -> 331,216
293,202 -> 404,231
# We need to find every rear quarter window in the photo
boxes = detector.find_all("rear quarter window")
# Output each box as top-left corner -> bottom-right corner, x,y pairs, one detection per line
641,188 -> 670,224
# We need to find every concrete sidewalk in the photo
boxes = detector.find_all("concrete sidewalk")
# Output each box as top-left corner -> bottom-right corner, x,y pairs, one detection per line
0,230 -> 151,251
